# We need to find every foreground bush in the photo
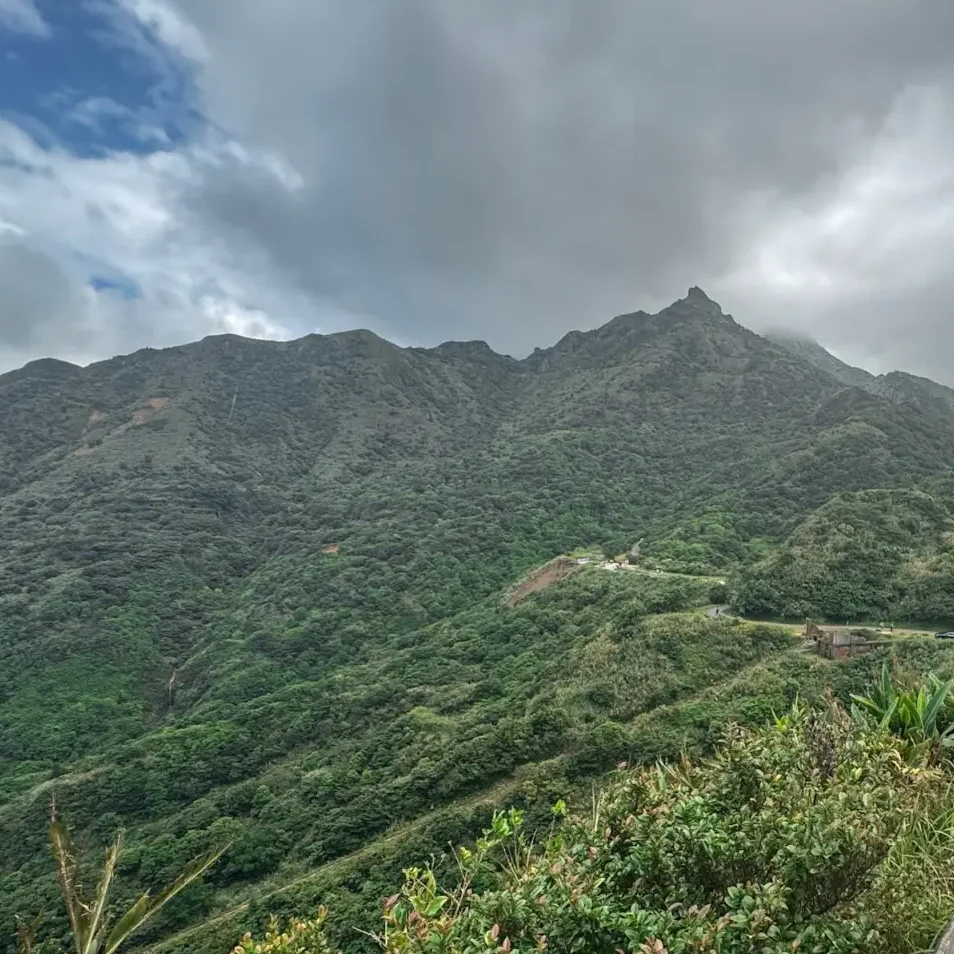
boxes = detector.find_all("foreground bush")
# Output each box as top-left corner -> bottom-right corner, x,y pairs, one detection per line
237,699 -> 954,954
232,912 -> 337,954
376,703 -> 949,954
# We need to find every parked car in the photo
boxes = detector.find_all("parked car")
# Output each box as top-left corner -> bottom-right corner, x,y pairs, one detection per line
935,631 -> 954,639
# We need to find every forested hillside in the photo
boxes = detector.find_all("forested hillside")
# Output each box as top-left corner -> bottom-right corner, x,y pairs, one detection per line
5,288 -> 954,953
732,485 -> 954,623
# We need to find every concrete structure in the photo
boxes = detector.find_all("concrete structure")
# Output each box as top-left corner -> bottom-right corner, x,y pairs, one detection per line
806,621 -> 890,659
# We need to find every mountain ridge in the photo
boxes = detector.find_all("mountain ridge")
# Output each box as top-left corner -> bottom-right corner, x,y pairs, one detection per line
5,288 -> 947,411
767,327 -> 954,414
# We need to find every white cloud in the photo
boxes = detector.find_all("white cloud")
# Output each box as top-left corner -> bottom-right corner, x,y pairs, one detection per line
199,297 -> 292,339
0,116 -> 332,370
0,0 -> 48,37
60,94 -> 175,147
117,0 -> 208,63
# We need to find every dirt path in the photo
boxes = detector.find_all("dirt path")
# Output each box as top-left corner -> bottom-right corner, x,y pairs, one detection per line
599,563 -> 726,584
701,605 -> 935,640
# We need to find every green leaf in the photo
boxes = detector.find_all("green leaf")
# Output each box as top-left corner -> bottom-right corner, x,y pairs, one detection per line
102,843 -> 228,954
424,897 -> 447,917
86,833 -> 124,954
878,696 -> 899,731
923,680 -> 952,734
850,694 -> 882,720
880,662 -> 893,708
49,815 -> 88,954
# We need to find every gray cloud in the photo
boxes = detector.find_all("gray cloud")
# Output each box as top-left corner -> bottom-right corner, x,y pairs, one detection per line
0,239 -> 76,348
0,234 -> 264,371
154,0 -> 954,374
0,237 -> 146,369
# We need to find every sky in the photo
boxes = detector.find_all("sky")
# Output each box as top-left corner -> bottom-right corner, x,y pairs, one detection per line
1,1 -> 954,381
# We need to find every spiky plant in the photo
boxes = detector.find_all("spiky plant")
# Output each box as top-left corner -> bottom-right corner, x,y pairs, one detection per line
18,802 -> 227,954
851,661 -> 954,763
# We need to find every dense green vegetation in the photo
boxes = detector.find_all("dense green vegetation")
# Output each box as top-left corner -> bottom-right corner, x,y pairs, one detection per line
27,654 -> 954,954
119,685 -> 954,954
2,570 -> 797,954
6,289 -> 954,953
369,702 -> 954,954
732,487 -> 954,624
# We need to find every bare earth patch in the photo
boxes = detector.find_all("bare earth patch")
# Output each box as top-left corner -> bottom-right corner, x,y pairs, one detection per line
504,556 -> 580,607
131,397 -> 170,425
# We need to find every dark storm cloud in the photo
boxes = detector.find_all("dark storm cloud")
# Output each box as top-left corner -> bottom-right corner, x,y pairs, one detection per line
164,0 -> 954,367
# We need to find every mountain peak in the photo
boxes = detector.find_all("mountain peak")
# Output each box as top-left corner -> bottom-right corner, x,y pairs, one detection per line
677,286 -> 724,317
658,286 -> 727,324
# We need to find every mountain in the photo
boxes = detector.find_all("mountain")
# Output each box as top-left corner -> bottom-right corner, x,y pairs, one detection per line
768,329 -> 954,415
4,290 -> 954,953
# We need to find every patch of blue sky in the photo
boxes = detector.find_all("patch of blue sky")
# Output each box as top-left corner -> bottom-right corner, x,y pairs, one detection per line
0,0 -> 204,157
89,274 -> 141,299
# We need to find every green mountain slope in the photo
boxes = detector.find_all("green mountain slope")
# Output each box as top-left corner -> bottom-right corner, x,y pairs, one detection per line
4,289 -> 954,953
732,485 -> 954,623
